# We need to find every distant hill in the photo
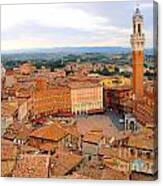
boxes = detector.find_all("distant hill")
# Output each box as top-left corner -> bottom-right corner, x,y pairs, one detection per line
2,47 -> 153,55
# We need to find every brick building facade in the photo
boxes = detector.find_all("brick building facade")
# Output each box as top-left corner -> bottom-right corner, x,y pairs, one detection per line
31,87 -> 71,117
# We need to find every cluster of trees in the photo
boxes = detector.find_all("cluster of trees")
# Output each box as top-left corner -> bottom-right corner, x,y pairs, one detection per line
34,59 -> 66,71
91,66 -> 132,77
3,59 -> 66,72
2,60 -> 20,69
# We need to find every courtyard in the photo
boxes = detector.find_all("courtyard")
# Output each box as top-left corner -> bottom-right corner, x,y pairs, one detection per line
76,113 -> 123,138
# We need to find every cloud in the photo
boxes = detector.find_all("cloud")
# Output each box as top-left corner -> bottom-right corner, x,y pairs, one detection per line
1,4 -> 109,32
1,2 -> 153,51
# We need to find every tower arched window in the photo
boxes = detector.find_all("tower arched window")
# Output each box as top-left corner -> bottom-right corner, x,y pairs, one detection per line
138,24 -> 141,35
134,24 -> 136,34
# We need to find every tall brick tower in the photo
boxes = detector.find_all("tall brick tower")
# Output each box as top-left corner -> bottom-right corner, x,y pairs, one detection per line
130,7 -> 145,99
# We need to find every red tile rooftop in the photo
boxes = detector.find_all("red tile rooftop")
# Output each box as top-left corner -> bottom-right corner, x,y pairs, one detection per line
79,161 -> 129,180
114,131 -> 131,141
1,139 -> 18,161
128,128 -> 156,150
2,101 -> 18,117
59,123 -> 81,138
68,81 -> 102,89
101,167 -> 129,180
12,154 -> 50,178
30,124 -> 68,142
50,148 -> 83,177
100,145 -> 156,165
99,146 -> 130,162
83,130 -> 104,144
3,123 -> 31,141
1,161 -> 16,177
5,69 -> 14,76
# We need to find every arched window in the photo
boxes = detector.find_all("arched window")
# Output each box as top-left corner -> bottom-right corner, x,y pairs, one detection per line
138,24 -> 141,35
134,24 -> 136,33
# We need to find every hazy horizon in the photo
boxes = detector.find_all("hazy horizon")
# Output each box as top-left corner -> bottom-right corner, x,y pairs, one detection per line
1,46 -> 153,53
1,0 -> 153,51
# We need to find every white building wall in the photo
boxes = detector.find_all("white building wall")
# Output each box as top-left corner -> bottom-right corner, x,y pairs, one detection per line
71,85 -> 103,115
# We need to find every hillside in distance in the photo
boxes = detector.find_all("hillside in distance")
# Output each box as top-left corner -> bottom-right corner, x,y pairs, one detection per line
2,46 -> 153,55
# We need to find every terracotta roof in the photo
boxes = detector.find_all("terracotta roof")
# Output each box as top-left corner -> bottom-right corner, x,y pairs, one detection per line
128,128 -> 156,150
59,123 -> 81,138
3,123 -> 31,141
99,146 -> 130,162
50,149 -> 83,177
5,69 -> 14,76
101,167 -> 129,180
30,124 -> 68,142
99,145 -> 156,163
2,101 -> 18,117
12,154 -> 50,178
1,139 -> 18,161
69,81 -> 102,89
73,158 -> 129,179
1,161 -> 16,177
114,131 -> 131,141
33,87 -> 70,98
78,162 -> 102,179
83,130 -> 104,144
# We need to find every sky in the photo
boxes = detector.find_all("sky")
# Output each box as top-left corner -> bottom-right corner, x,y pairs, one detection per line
1,0 -> 153,51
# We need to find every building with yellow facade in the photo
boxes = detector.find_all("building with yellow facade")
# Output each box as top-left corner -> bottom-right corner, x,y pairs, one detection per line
100,76 -> 131,89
